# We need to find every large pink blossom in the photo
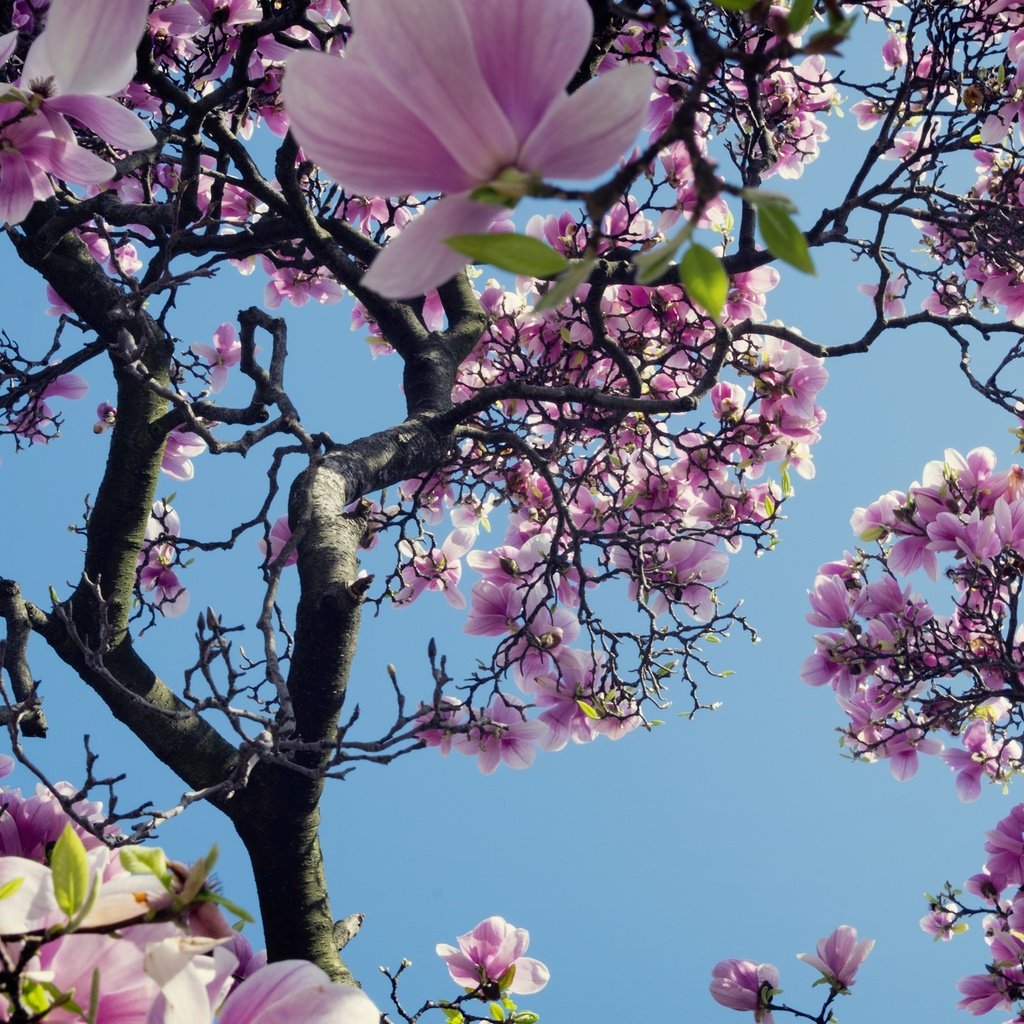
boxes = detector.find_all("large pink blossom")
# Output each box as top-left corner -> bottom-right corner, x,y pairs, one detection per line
0,0 -> 155,225
282,0 -> 653,297
436,916 -> 549,996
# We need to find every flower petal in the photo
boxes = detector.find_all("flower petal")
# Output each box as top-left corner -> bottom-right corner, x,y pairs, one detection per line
0,151 -> 39,225
348,0 -> 518,182
28,133 -> 115,184
282,50 -> 474,196
509,956 -> 550,994
49,94 -> 155,151
460,0 -> 592,138
519,63 -> 654,180
25,0 -> 150,96
361,194 -> 499,299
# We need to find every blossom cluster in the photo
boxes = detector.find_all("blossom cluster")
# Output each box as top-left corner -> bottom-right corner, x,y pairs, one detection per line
920,802 -> 1024,1020
710,924 -> 873,1024
804,447 -> 1024,797
400,281 -> 827,770
0,758 -> 547,1021
0,758 -> 381,1022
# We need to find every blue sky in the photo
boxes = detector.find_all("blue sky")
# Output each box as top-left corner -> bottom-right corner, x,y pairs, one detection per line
2,15 -> 1022,1024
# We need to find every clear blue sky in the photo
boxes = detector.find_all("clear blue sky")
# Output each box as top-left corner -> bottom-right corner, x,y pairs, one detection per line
1,18 -> 1019,1024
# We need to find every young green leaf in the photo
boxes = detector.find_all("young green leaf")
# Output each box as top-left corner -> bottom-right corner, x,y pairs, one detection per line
679,243 -> 729,323
533,257 -> 597,312
712,0 -> 758,9
757,203 -> 815,274
576,699 -> 601,720
786,0 -> 815,32
446,234 -> 568,278
51,824 -> 90,918
740,188 -> 797,213
119,846 -> 170,882
201,889 -> 255,924
633,243 -> 679,285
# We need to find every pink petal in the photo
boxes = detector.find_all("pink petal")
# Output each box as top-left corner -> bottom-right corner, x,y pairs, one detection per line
282,50 -> 474,196
460,0 -> 592,138
520,63 -> 654,180
28,133 -> 116,184
25,0 -> 150,96
349,0 -> 518,182
509,956 -> 550,994
0,151 -> 38,225
49,94 -> 155,151
0,30 -> 17,66
361,194 -> 499,299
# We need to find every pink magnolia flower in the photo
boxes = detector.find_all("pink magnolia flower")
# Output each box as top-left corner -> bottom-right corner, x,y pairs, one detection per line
436,916 -> 549,996
258,515 -> 298,568
919,904 -> 959,940
216,959 -> 381,1024
957,972 -> 1014,1016
709,959 -> 779,1024
282,0 -> 653,297
796,924 -> 873,992
191,323 -> 242,394
858,273 -> 907,319
161,427 -> 207,481
0,0 -> 155,225
985,804 -> 1024,886
456,696 -> 546,775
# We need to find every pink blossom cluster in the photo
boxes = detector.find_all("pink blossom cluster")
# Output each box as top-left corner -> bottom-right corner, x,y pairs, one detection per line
0,759 -> 381,1023
726,50 -> 838,181
918,803 -> 1024,1020
710,924 -> 872,1024
138,499 -> 190,617
804,447 -> 1024,797
400,288 -> 827,770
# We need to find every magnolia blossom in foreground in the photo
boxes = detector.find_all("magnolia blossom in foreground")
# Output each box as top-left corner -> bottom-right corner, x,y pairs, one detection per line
796,924 -> 874,993
437,916 -> 549,996
0,0 -> 155,224
282,0 -> 653,297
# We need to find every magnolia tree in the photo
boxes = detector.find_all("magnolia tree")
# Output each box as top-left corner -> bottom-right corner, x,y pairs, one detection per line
3,0 -> 1024,1020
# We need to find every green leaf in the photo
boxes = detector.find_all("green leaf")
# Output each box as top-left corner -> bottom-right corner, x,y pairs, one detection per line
534,258 -> 596,312
740,188 -> 797,213
178,845 -> 219,905
201,889 -> 255,924
576,700 -> 601,720
490,1001 -> 506,1021
633,244 -> 679,285
511,1014 -> 540,1024
446,234 -> 568,278
0,876 -> 24,901
780,464 -> 793,497
786,0 -> 815,32
119,846 -> 170,881
757,202 -> 815,274
712,0 -> 758,9
679,244 -> 729,323
51,824 -> 90,918
497,964 -> 517,992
